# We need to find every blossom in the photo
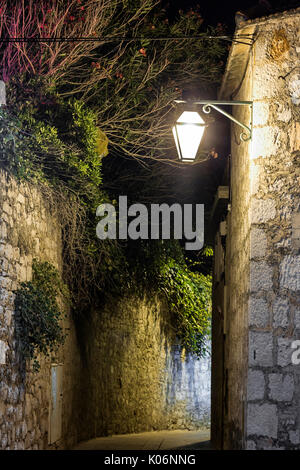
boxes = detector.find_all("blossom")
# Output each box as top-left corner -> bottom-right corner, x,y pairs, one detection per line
91,62 -> 101,69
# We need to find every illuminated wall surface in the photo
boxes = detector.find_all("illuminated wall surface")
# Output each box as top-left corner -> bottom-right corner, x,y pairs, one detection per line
0,172 -> 210,449
0,170 -> 82,449
213,7 -> 300,450
0,6 -> 299,452
78,299 -> 210,440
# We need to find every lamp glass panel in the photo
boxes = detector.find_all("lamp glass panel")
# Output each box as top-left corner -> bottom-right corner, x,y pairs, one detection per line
172,111 -> 205,161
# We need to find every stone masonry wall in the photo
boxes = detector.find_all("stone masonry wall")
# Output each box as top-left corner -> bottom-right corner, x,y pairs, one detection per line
0,165 -> 211,448
222,59 -> 253,449
78,295 -> 210,440
245,12 -> 300,450
219,9 -> 300,450
0,170 -> 82,449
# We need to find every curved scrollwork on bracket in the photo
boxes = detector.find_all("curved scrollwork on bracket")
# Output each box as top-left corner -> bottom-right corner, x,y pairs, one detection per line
174,99 -> 253,143
240,130 -> 251,142
202,104 -> 212,114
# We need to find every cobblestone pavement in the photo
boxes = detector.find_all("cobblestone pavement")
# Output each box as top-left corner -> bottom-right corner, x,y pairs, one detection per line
73,429 -> 211,450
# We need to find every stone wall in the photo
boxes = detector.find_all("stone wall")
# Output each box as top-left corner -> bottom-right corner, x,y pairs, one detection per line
245,12 -> 300,450
0,170 -> 211,449
215,8 -> 300,450
0,170 -> 82,449
78,295 -> 210,440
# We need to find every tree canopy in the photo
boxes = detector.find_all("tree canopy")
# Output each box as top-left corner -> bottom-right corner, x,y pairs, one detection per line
0,0 -> 227,357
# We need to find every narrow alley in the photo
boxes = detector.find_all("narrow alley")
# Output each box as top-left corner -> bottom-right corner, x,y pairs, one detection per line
73,430 -> 211,450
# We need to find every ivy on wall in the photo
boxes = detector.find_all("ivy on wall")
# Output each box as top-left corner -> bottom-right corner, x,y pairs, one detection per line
1,89 -> 213,358
125,240 -> 212,356
14,260 -> 68,371
0,0 -> 223,358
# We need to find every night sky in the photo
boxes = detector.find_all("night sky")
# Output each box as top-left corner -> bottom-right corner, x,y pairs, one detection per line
104,0 -> 300,246
171,0 -> 299,29
166,0 -> 299,237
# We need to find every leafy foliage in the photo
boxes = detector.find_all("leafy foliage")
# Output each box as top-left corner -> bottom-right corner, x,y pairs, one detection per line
123,240 -> 212,356
158,260 -> 211,356
0,96 -> 107,206
14,260 -> 67,372
1,0 -> 226,162
0,1 -> 221,358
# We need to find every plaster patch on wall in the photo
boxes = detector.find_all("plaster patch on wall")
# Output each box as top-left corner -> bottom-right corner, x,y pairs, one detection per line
268,30 -> 289,61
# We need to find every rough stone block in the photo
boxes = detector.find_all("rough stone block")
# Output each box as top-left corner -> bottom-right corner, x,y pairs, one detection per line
0,222 -> 7,241
249,296 -> 269,327
289,430 -> 300,445
247,369 -> 265,400
16,193 -> 25,205
276,102 -> 292,122
0,276 -> 12,290
292,228 -> 300,251
247,403 -> 278,438
289,77 -> 300,106
250,228 -> 267,258
0,81 -> 6,106
2,202 -> 12,216
295,309 -> 300,329
246,440 -> 257,450
252,102 -> 269,127
251,126 -> 281,159
250,199 -> 276,224
253,61 -> 285,99
290,122 -> 300,151
4,244 -> 13,259
250,261 -> 273,292
250,162 -> 261,194
273,297 -> 289,328
277,337 -> 293,367
0,340 -> 8,365
249,331 -> 273,367
279,255 -> 300,291
1,435 -> 8,449
268,373 -> 294,401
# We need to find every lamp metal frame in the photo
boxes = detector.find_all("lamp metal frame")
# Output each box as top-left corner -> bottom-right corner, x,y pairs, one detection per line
175,100 -> 253,142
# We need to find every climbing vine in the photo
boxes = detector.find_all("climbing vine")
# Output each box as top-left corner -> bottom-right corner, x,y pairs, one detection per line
125,240 -> 212,356
158,259 -> 212,356
0,0 -> 222,358
14,260 -> 68,372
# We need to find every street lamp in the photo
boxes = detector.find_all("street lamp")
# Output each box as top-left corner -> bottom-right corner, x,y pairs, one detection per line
173,100 -> 253,162
172,111 -> 207,162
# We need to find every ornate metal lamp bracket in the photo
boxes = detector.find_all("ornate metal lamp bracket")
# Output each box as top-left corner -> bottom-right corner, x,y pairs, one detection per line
175,100 -> 253,142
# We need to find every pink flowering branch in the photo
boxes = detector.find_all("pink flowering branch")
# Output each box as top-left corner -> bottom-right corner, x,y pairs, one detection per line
0,0 -> 156,86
